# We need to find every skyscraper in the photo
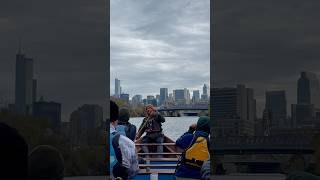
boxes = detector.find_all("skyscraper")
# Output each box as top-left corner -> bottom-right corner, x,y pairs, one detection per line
159,88 -> 168,106
297,71 -> 320,107
70,104 -> 103,146
192,90 -> 200,103
202,84 -> 209,100
265,90 -> 287,128
213,84 -> 256,137
115,78 -> 121,98
15,50 -> 35,115
173,89 -> 186,105
33,100 -> 61,132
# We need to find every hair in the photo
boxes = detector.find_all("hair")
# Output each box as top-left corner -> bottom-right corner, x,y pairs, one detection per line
28,145 -> 64,180
119,107 -> 130,123
0,122 -> 28,179
110,100 -> 119,122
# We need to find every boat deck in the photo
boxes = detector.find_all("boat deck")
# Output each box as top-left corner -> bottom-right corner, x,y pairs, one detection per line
134,136 -> 182,180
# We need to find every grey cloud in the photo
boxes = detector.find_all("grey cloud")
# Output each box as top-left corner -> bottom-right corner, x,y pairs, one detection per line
111,0 -> 210,97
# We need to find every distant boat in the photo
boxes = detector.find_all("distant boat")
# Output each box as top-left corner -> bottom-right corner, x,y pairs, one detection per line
134,135 -> 183,180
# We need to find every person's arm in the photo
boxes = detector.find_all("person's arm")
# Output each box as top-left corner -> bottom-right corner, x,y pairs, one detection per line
136,118 -> 146,139
155,113 -> 165,123
176,124 -> 196,149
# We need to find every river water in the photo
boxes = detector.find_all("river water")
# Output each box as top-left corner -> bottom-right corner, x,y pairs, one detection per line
129,116 -> 198,140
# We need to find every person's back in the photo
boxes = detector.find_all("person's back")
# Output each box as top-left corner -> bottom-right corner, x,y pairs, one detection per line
0,122 -> 28,180
175,116 -> 210,180
112,133 -> 139,179
109,100 -> 120,176
117,108 -> 136,141
28,145 -> 64,180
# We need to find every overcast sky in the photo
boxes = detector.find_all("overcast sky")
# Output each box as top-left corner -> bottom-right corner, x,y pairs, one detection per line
110,0 -> 210,98
0,0 -> 106,121
214,0 -> 320,117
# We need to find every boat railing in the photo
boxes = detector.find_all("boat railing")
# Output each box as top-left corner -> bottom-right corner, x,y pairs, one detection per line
135,143 -> 176,146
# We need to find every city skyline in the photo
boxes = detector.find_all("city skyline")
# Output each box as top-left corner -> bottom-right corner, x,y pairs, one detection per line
0,0 -> 106,121
110,0 -> 210,98
214,0 -> 320,119
112,78 -> 209,101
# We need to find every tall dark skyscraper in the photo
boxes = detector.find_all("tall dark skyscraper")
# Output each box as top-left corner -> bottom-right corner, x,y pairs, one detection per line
202,84 -> 209,100
15,49 -> 35,115
115,78 -> 121,98
297,71 -> 320,107
159,88 -> 168,106
265,90 -> 287,127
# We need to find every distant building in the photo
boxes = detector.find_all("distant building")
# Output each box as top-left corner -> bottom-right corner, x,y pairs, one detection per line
156,95 -> 160,106
297,71 -> 320,108
132,95 -> 142,107
70,104 -> 103,146
115,78 -> 121,98
33,100 -> 61,132
173,89 -> 186,105
15,51 -> 35,115
201,84 -> 209,101
147,95 -> 157,106
192,90 -> 200,103
120,93 -> 129,104
291,104 -> 315,127
213,84 -> 256,137
265,90 -> 287,128
159,88 -> 168,106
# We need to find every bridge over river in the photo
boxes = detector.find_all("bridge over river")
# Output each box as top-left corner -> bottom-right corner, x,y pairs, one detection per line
157,104 -> 208,116
211,135 -> 315,155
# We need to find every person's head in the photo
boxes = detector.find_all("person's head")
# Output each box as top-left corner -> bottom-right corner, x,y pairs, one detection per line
110,100 -> 119,126
119,107 -> 130,124
28,145 -> 64,180
0,122 -> 28,179
196,116 -> 210,134
145,104 -> 156,117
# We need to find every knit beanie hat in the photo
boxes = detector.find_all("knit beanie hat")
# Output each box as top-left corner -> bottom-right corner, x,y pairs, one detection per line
196,116 -> 210,134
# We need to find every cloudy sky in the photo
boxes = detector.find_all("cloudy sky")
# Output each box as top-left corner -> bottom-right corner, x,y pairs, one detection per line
110,0 -> 210,98
214,0 -> 320,117
0,0 -> 106,121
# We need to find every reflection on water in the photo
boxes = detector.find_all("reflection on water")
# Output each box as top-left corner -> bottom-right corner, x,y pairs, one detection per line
130,116 -> 198,140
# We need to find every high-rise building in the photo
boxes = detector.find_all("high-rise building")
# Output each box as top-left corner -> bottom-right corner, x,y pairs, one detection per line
132,95 -> 143,107
33,100 -> 61,132
265,90 -> 287,128
159,88 -> 168,106
213,84 -> 256,137
146,95 -> 157,106
202,84 -> 209,100
192,90 -> 200,103
32,79 -> 37,103
173,89 -> 186,105
120,93 -> 129,104
115,78 -> 121,98
15,50 -> 35,115
297,71 -> 320,107
70,104 -> 103,146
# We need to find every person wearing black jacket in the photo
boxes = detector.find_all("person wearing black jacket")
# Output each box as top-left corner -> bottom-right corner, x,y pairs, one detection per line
136,104 -> 165,157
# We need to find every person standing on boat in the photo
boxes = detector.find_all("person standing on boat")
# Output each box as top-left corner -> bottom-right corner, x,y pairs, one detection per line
110,100 -> 139,180
136,104 -> 165,157
117,107 -> 137,141
175,116 -> 210,180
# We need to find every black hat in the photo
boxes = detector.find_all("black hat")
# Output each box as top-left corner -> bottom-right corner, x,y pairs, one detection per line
110,100 -> 119,122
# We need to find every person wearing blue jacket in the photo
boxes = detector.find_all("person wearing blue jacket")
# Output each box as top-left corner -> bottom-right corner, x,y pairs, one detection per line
175,116 -> 210,180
